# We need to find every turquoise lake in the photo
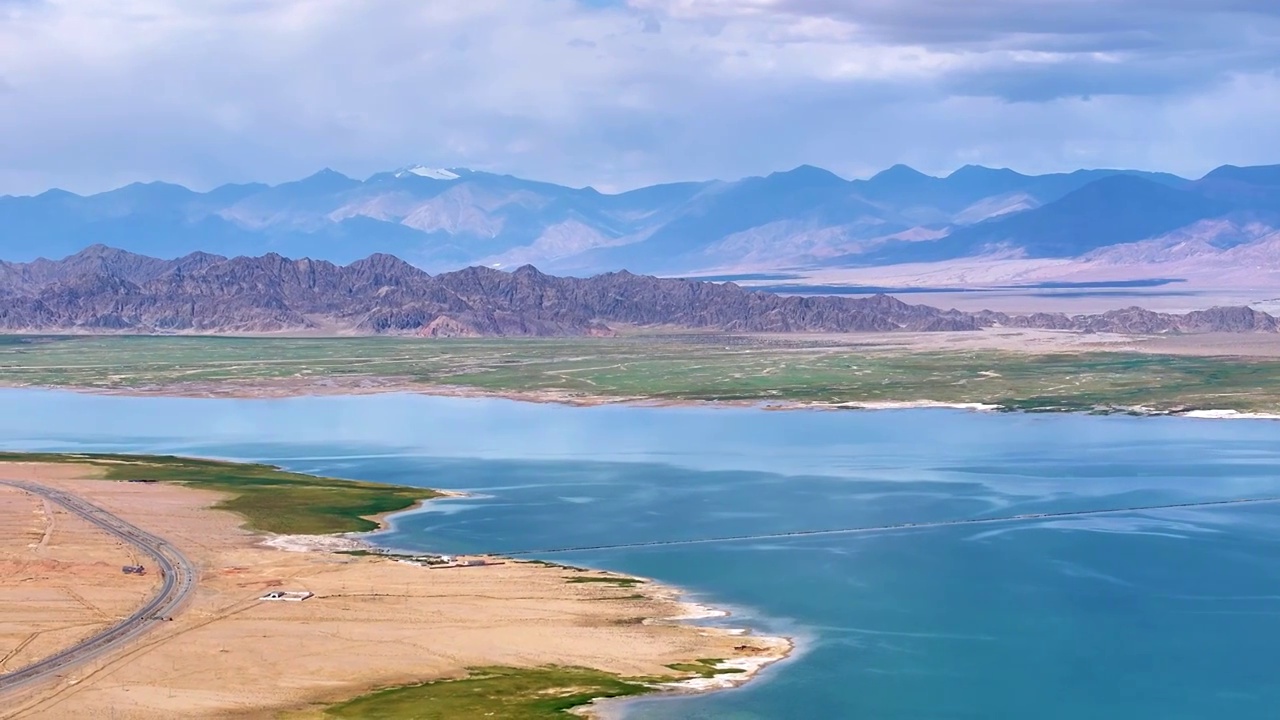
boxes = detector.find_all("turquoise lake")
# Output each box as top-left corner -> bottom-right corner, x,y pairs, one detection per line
3,389 -> 1280,719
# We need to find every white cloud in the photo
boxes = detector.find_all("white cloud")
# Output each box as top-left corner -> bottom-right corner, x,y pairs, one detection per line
0,0 -> 1276,195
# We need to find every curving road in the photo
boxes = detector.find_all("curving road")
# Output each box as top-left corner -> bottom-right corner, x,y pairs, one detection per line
0,479 -> 197,697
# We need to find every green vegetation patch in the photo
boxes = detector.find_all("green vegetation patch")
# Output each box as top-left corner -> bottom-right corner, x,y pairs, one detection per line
323,666 -> 656,719
520,559 -> 590,572
566,576 -> 643,588
0,452 -> 437,535
665,659 -> 742,678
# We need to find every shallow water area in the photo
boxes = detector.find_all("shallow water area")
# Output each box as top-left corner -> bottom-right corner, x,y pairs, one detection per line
2,388 -> 1280,719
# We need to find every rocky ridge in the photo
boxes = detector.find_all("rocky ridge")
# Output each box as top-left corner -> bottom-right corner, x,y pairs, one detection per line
0,246 -> 1274,337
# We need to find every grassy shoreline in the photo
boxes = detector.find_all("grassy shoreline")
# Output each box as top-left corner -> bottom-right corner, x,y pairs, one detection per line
2,334 -> 1279,415
318,666 -> 656,719
0,452 -> 438,535
315,658 -> 749,719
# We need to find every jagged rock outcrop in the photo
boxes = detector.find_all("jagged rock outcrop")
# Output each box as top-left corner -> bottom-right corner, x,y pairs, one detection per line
976,305 -> 1278,334
0,246 -> 1274,336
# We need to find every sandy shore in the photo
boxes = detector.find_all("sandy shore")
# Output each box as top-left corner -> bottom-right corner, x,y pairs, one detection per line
1181,409 -> 1280,420
0,461 -> 791,719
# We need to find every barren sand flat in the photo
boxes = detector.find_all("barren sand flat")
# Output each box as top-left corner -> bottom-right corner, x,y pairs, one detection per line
0,463 -> 786,720
0,474 -> 160,679
1136,332 -> 1280,358
763,328 -> 1148,354
747,327 -> 1280,359
750,257 -> 1280,314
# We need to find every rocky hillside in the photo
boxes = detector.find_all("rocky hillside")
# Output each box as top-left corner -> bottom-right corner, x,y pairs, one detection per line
0,246 -> 1274,336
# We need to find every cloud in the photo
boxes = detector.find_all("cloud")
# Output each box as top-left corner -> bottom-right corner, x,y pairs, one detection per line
633,0 -> 1280,99
0,0 -> 1276,195
640,0 -> 1280,48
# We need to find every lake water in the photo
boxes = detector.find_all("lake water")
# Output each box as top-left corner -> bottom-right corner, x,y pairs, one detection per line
3,389 -> 1280,719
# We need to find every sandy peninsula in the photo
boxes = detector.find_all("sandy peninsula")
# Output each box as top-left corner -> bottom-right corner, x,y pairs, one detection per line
0,461 -> 790,719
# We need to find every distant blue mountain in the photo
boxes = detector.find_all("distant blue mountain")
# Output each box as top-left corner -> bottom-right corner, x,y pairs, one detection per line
1193,164 -> 1280,213
2,162 -> 1278,274
917,175 -> 1233,259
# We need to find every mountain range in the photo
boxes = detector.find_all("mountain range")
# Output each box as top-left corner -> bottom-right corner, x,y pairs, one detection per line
0,246 -> 1273,336
3,163 -> 1277,277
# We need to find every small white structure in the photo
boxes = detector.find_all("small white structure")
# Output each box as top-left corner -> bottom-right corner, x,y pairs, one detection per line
259,590 -> 314,602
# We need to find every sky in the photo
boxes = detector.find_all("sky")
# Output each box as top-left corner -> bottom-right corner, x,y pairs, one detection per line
0,0 -> 1278,195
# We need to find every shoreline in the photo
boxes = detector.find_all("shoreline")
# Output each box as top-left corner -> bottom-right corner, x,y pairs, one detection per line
2,380 -> 1277,421
364,492 -> 800,714
256,489 -> 797,716
0,456 -> 795,718
584,594 -> 796,720
362,487 -> 471,534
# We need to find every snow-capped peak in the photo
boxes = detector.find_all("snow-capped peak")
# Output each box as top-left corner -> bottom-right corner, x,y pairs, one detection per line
395,165 -> 460,180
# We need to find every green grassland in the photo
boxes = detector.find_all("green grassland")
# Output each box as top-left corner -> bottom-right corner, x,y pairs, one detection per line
565,576 -> 644,587
1,334 -> 1278,413
665,659 -> 743,678
319,666 -> 657,719
0,452 -> 436,534
317,661 -> 745,719
317,661 -> 742,712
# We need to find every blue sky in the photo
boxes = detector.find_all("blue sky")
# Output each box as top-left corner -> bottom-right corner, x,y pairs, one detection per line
0,0 -> 1277,194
